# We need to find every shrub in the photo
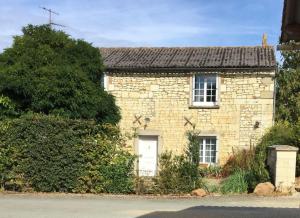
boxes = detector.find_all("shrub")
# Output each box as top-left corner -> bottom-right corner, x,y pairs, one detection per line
0,24 -> 120,124
222,122 -> 300,191
222,148 -> 268,192
0,95 -> 18,119
153,131 -> 203,194
199,165 -> 223,178
153,152 -> 202,194
222,149 -> 255,177
0,113 -> 134,193
253,122 -> 299,185
220,170 -> 248,194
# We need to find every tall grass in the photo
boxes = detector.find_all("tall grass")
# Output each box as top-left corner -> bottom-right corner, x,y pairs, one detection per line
220,170 -> 248,194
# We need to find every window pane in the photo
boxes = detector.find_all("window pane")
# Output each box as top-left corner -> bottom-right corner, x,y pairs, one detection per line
209,77 -> 216,83
211,156 -> 216,163
211,144 -> 216,151
212,83 -> 216,89
207,96 -> 212,102
205,150 -> 210,156
205,143 -> 209,150
211,138 -> 216,145
205,156 -> 210,163
200,82 -> 204,89
200,96 -> 204,102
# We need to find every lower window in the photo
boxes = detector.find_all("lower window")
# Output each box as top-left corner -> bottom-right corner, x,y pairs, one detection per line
200,137 -> 217,164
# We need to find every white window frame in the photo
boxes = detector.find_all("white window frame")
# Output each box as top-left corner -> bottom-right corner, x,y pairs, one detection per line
199,136 -> 218,164
192,74 -> 219,107
101,72 -> 108,90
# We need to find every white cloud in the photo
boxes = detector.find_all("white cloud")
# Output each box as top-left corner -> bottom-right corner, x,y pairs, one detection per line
0,0 -> 282,50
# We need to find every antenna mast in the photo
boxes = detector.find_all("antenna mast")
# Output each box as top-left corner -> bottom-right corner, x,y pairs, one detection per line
40,7 -> 66,28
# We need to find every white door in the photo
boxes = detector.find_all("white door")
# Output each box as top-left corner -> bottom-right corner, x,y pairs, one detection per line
138,136 -> 158,177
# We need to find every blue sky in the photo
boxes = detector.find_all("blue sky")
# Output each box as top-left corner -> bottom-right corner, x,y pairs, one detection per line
0,0 -> 283,51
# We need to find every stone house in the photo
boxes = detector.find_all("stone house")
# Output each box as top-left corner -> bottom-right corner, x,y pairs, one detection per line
99,46 -> 276,176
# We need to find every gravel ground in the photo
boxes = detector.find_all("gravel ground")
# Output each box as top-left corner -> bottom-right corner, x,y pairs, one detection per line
0,193 -> 299,218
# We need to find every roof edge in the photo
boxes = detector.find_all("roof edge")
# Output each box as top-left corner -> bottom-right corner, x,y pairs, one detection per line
104,67 -> 276,73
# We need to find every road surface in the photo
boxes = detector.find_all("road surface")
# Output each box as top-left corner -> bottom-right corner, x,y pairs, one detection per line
0,193 -> 299,218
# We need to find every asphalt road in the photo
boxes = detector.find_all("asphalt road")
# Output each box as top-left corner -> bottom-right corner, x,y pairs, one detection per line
0,193 -> 299,218
138,206 -> 300,218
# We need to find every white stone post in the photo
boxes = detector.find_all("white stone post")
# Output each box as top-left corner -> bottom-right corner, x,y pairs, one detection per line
267,145 -> 299,193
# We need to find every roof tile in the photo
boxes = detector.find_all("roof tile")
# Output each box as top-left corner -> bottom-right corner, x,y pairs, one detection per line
99,47 -> 276,71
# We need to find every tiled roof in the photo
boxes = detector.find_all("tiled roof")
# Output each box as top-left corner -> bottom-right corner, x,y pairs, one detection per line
99,47 -> 276,72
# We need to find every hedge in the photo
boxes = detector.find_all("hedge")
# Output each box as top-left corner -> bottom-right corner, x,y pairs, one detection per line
0,113 -> 135,193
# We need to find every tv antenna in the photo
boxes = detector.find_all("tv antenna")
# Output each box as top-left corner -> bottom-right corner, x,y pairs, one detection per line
40,7 -> 66,28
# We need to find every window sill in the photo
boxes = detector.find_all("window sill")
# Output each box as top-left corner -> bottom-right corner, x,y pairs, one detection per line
189,105 -> 220,109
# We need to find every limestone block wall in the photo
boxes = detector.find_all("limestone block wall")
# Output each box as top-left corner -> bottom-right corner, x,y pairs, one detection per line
106,72 -> 275,164
267,145 -> 299,193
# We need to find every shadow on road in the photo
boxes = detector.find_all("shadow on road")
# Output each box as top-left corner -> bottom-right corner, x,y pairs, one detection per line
136,206 -> 300,218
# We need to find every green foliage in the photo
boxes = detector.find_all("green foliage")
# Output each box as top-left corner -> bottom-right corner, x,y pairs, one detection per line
222,148 -> 267,192
205,183 -> 220,193
222,149 -> 255,177
153,131 -> 203,194
255,122 -> 299,176
276,46 -> 300,124
222,122 -> 300,191
199,165 -> 223,178
0,113 -> 134,193
153,152 -> 202,194
237,122 -> 300,191
276,43 -> 300,180
186,131 -> 200,165
0,95 -> 18,119
220,170 -> 248,194
134,177 -> 156,194
0,24 -> 120,124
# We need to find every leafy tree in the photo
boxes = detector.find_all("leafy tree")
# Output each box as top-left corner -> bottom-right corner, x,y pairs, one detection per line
276,47 -> 300,124
0,25 -> 120,124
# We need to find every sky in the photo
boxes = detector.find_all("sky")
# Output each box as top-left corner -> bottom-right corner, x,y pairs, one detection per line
0,0 -> 283,53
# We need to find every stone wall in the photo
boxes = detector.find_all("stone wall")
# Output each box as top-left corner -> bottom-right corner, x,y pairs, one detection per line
267,145 -> 299,193
106,72 -> 275,164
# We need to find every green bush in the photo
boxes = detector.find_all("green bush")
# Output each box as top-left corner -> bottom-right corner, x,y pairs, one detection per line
0,95 -> 18,119
222,149 -> 255,177
153,152 -> 202,194
222,148 -> 267,192
153,132 -> 203,194
0,24 -> 120,124
199,165 -> 223,178
220,170 -> 248,194
222,122 -> 299,191
253,122 -> 299,184
0,113 -> 134,193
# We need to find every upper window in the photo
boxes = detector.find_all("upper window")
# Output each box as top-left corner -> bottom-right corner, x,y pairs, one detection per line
192,74 -> 218,107
199,136 -> 217,164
